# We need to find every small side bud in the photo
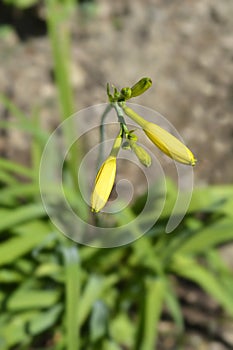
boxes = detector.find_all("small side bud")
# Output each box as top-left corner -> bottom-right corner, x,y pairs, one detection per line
120,87 -> 132,101
130,142 -> 152,167
114,90 -> 121,101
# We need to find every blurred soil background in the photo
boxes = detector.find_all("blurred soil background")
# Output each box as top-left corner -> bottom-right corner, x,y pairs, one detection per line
0,0 -> 232,184
0,0 -> 233,349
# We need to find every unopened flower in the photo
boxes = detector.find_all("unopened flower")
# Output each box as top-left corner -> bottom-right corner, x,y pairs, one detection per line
91,133 -> 122,213
130,77 -> 152,98
91,156 -> 117,213
122,105 -> 196,166
127,133 -> 151,167
143,123 -> 196,165
119,77 -> 152,102
130,142 -> 152,167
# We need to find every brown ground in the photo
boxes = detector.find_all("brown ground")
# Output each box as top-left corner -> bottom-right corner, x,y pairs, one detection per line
0,0 -> 233,185
0,0 -> 233,349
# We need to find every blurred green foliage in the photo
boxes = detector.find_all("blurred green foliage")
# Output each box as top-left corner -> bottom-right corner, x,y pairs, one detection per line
2,0 -> 38,8
0,145 -> 233,349
0,0 -> 233,349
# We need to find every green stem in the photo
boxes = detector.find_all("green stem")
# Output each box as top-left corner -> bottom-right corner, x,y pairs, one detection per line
109,131 -> 123,158
121,103 -> 147,128
97,104 -> 112,168
137,277 -> 165,350
46,0 -> 80,194
46,0 -> 75,119
112,102 -> 129,135
62,243 -> 81,350
46,3 -> 82,350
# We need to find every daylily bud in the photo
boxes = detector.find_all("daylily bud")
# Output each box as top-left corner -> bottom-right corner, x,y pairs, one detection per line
120,87 -> 132,101
130,77 -> 152,98
91,132 -> 122,212
123,105 -> 196,166
130,142 -> 152,167
143,122 -> 196,166
91,156 -> 117,213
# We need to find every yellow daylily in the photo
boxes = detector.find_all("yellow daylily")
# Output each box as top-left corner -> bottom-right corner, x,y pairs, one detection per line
123,105 -> 196,166
91,133 -> 122,213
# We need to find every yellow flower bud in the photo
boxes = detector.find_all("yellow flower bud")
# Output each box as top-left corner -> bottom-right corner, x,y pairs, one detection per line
91,132 -> 122,213
91,156 -> 117,213
123,105 -> 196,166
144,123 -> 196,166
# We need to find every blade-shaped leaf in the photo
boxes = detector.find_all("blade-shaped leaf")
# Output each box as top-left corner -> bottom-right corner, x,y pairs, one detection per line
0,220 -> 51,265
0,203 -> 45,233
137,277 -> 165,350
8,288 -> 61,310
177,218 -> 233,255
171,255 -> 233,316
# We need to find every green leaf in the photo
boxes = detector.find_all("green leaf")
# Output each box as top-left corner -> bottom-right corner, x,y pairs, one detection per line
16,258 -> 35,274
0,158 -> 34,179
31,108 -> 44,179
29,304 -> 63,335
165,282 -> 184,332
78,273 -> 117,328
130,236 -> 163,274
102,340 -> 122,350
90,301 -> 108,342
137,277 -> 165,350
0,221 -> 51,266
177,218 -> 233,255
0,183 -> 40,206
8,287 -> 61,310
35,262 -> 62,278
206,250 -> 233,297
0,94 -> 48,143
2,0 -> 38,9
62,244 -> 81,350
0,203 -> 45,233
110,313 -> 134,348
78,275 -> 105,327
189,185 -> 233,215
0,268 -> 23,283
171,255 -> 233,316
0,169 -> 18,186
0,312 -> 33,348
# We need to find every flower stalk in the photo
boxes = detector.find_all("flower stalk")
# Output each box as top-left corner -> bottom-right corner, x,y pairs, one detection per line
91,77 -> 196,212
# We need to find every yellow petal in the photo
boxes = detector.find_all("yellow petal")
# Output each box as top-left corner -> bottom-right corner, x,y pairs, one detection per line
91,156 -> 117,213
144,122 -> 196,166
